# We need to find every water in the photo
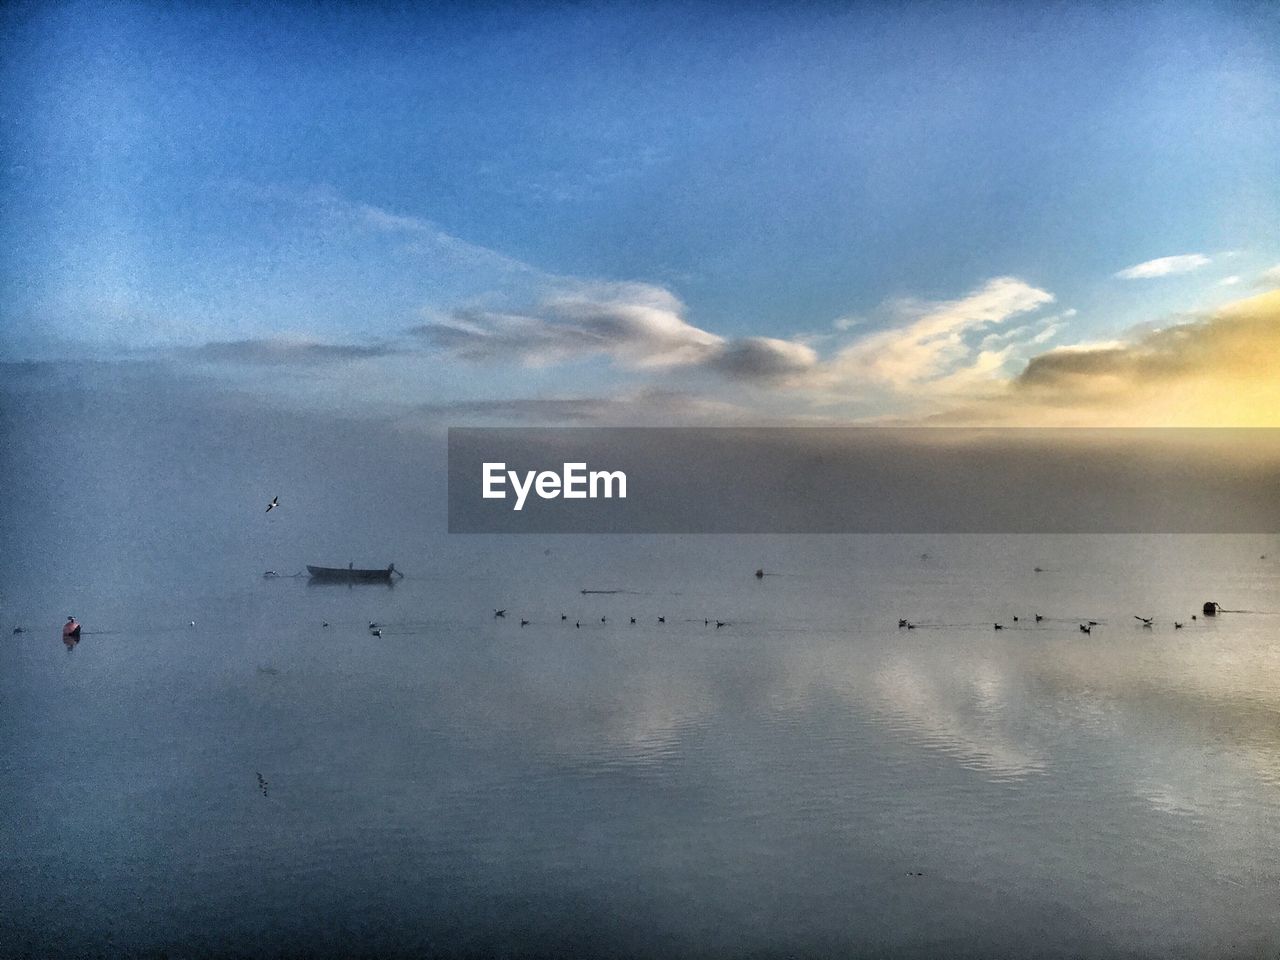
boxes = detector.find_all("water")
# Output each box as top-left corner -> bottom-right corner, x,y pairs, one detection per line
3,371 -> 1280,957
3,535 -> 1279,958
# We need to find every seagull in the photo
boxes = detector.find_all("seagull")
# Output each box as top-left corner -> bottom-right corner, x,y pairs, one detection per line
520,619 -> 529,627
370,628 -> 381,637
1174,622 -> 1184,629
368,621 -> 380,629
1088,620 -> 1099,626
494,609 -> 506,619
256,772 -> 269,797
630,617 -> 636,624
658,617 -> 665,623
265,496 -> 278,513
12,626 -> 23,635
1080,623 -> 1092,634
601,616 -> 607,624
905,622 -> 916,630
716,621 -> 726,628
189,620 -> 196,628
898,618 -> 908,628
1034,566 -> 1044,573
755,568 -> 764,579
561,614 -> 567,621
1035,614 -> 1044,622
575,620 -> 580,629
994,623 -> 1004,630
1135,616 -> 1153,627
1013,616 -> 1019,622
322,621 -> 329,628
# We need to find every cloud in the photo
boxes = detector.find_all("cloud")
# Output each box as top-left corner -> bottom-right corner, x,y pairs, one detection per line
933,290 -> 1280,425
413,282 -> 719,366
190,338 -> 397,365
829,277 -> 1054,390
1258,264 -> 1280,288
1114,254 -> 1211,280
702,337 -> 819,382
1219,275 -> 1243,286
413,281 -> 818,384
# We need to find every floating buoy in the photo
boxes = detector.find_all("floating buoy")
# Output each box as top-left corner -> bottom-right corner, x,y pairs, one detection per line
1202,601 -> 1220,616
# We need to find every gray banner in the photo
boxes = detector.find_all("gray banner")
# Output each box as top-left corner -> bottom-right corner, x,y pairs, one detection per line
448,428 -> 1280,533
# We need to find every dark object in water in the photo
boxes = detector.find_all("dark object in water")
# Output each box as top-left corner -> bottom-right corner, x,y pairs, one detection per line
1202,601 -> 1220,616
307,563 -> 402,583
12,626 -> 23,635
755,568 -> 764,579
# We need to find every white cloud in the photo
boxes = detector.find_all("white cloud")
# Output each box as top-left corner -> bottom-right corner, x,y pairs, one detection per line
415,281 -> 818,383
1218,275 -> 1242,286
1114,254 -> 1210,280
830,277 -> 1054,389
1258,264 -> 1280,288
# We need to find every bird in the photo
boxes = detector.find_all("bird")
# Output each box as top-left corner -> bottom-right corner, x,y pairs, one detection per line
520,619 -> 529,627
898,619 -> 908,628
601,616 -> 607,624
1135,616 -> 1153,627
1088,620 -> 1099,626
1079,624 -> 1092,634
658,617 -> 665,623
994,623 -> 1004,630
370,628 -> 381,638
630,617 -> 636,624
368,621 -> 380,629
561,614 -> 567,621
755,568 -> 764,579
905,622 -> 916,630
494,609 -> 506,619
265,496 -> 278,513
1034,566 -> 1044,573
189,620 -> 196,628
256,772 -> 269,797
1192,614 -> 1198,620
716,621 -> 726,628
575,620 -> 581,629
1013,616 -> 1019,623
1034,614 -> 1044,622
1174,622 -> 1184,629
12,626 -> 23,635
705,618 -> 710,626
322,621 -> 329,628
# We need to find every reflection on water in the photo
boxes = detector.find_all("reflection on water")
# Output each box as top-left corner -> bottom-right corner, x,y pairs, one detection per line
3,535 -> 1280,957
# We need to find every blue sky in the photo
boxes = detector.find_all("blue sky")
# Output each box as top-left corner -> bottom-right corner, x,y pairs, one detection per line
3,1 -> 1279,422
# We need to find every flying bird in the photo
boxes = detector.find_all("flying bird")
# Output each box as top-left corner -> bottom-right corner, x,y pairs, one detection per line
265,496 -> 278,513
1135,616 -> 1153,627
520,619 -> 529,627
494,609 -> 506,619
1079,624 -> 1092,634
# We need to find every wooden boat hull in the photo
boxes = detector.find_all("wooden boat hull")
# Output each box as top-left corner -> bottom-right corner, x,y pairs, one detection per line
307,564 -> 397,583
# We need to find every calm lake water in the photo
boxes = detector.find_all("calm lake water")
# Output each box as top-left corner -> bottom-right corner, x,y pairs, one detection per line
3,534 -> 1280,959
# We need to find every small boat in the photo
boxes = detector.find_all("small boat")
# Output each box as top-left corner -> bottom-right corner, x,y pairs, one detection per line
306,563 -> 403,583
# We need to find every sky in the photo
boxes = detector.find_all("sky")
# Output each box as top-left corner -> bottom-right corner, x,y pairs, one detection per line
2,0 -> 1279,425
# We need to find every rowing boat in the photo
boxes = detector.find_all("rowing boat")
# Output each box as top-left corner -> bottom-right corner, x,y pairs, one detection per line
306,563 -> 402,583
